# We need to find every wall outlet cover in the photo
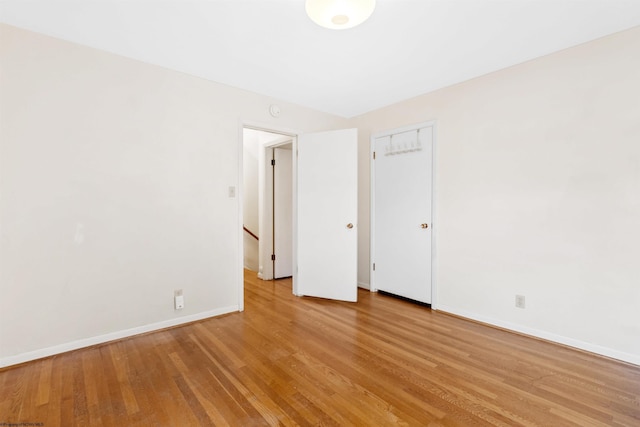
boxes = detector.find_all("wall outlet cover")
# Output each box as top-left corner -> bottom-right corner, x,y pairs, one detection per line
175,294 -> 185,310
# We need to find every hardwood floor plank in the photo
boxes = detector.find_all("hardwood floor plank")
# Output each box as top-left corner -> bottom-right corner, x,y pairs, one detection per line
71,354 -> 89,425
1,270 -> 639,426
81,349 -> 103,426
108,343 -> 140,416
35,357 -> 53,407
43,358 -> 62,426
58,354 -> 77,426
171,372 -> 215,426
9,363 -> 33,422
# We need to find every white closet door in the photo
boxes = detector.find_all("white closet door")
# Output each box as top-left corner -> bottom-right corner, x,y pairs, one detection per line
373,127 -> 433,303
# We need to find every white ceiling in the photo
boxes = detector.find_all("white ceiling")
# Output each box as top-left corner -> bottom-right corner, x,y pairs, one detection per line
2,0 -> 640,118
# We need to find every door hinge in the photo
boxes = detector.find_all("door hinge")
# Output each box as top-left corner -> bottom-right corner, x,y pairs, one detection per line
373,263 -> 376,271
373,151 -> 376,160
271,254 -> 276,261
271,159 -> 275,166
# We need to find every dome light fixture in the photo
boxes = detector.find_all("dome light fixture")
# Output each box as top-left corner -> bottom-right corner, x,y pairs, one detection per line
305,0 -> 376,30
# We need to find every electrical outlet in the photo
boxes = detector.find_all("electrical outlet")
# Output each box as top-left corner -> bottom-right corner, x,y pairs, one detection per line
515,295 -> 526,309
174,289 -> 184,310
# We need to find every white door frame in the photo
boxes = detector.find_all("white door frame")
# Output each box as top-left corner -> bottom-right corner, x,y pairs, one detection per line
238,121 -> 300,311
369,120 -> 438,309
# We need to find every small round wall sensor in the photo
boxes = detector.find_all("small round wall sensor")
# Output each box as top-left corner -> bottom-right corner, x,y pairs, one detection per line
269,104 -> 281,118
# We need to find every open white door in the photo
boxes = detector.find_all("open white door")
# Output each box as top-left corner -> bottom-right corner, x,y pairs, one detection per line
297,128 -> 358,302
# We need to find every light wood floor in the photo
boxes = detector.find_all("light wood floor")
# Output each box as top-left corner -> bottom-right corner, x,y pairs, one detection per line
1,270 -> 639,426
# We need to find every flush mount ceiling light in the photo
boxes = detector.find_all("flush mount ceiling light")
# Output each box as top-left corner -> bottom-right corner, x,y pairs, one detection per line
306,0 -> 376,30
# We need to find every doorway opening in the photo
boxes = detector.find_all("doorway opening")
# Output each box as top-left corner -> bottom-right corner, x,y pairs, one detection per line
242,127 -> 294,282
239,125 -> 359,309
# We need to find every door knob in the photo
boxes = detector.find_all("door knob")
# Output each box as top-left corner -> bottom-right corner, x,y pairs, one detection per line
421,223 -> 429,229
347,223 -> 354,229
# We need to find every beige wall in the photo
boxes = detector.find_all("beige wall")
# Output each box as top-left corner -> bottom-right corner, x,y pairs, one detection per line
0,24 -> 348,366
352,26 -> 640,363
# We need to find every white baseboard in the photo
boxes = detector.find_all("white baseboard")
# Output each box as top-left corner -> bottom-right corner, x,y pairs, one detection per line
0,306 -> 239,369
436,305 -> 639,366
358,281 -> 370,290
